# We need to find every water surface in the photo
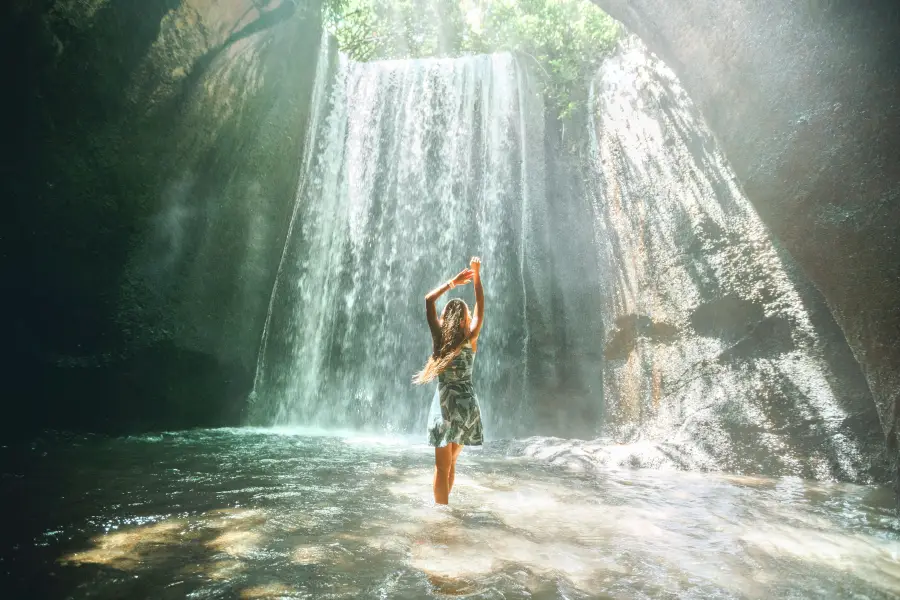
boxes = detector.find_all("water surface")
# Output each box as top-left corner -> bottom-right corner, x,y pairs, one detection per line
3,429 -> 898,598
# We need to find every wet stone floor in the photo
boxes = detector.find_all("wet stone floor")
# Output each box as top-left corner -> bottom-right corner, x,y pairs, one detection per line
2,429 -> 899,599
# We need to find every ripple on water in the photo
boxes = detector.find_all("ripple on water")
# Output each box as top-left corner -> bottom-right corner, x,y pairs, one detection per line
4,429 -> 898,599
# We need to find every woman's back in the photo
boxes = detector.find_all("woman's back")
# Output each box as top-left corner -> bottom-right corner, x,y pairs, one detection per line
438,343 -> 475,386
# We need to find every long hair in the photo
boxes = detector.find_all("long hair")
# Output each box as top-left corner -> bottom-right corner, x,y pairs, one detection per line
413,298 -> 470,385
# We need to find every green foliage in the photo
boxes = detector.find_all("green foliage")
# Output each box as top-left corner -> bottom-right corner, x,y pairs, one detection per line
470,0 -> 621,121
324,0 -> 466,61
322,0 -> 622,122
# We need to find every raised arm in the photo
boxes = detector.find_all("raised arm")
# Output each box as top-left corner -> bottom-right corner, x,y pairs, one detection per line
469,257 -> 484,340
425,267 -> 474,353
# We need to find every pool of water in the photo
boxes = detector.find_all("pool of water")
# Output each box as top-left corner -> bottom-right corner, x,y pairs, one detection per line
2,428 -> 899,599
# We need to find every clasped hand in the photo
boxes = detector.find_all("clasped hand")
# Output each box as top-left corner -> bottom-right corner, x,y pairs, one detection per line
451,256 -> 482,287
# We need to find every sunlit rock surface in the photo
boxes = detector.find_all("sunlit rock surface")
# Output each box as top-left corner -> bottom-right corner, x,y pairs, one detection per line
592,0 -> 900,479
4,430 -> 898,598
585,37 -> 885,481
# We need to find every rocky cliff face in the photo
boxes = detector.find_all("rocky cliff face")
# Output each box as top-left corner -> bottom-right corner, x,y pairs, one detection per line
592,0 -> 900,482
2,0 -> 324,434
579,37 -> 884,481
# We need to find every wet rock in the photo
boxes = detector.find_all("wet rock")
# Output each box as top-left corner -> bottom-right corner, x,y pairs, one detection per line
2,0 -> 324,436
716,315 -> 795,364
586,37 -> 885,483
593,0 -> 900,485
604,314 -> 680,360
689,296 -> 764,342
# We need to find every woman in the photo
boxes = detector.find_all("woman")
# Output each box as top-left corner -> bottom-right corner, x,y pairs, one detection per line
414,256 -> 485,505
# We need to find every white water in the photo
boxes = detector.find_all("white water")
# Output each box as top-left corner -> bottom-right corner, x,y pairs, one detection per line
249,51 -> 548,437
247,36 -> 882,481
251,32 -> 334,403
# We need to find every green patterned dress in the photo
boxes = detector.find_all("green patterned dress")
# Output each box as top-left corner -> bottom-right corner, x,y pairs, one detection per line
427,341 -> 484,447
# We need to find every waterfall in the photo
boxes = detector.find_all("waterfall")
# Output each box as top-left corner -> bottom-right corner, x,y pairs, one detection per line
245,34 -> 881,480
584,36 -> 880,479
249,51 -> 548,437
250,32 -> 334,408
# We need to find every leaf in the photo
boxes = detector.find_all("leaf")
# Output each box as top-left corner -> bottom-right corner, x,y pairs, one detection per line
322,0 -> 622,120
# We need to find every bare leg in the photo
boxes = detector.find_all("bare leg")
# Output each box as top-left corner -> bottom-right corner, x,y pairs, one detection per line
434,445 -> 453,505
448,443 -> 464,493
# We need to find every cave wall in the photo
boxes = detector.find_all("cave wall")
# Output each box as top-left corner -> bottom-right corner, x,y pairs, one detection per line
1,0 -> 323,435
583,36 -> 884,481
592,0 -> 900,475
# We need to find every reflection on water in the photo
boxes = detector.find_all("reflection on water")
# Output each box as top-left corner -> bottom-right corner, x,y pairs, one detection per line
3,429 -> 898,598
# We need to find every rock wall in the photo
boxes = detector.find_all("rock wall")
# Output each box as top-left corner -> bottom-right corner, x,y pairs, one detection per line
592,0 -> 900,480
1,0 -> 323,435
584,37 -> 884,481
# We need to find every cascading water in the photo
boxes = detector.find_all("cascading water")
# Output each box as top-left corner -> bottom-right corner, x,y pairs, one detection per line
247,33 -> 883,481
250,33 -> 335,405
249,50 -> 549,437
